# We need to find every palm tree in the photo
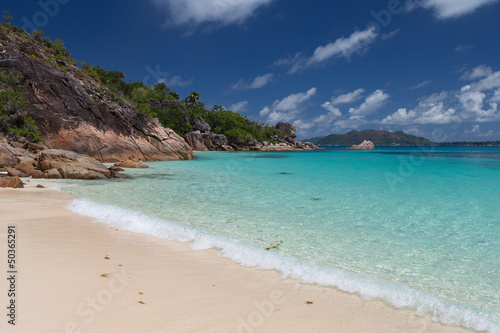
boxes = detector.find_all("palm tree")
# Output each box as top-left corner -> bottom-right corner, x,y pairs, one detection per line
187,91 -> 200,105
169,91 -> 180,100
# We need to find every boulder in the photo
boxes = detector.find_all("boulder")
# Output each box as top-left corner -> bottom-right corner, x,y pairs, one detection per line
346,140 -> 375,150
16,161 -> 36,176
183,131 -> 209,151
213,134 -> 229,147
0,176 -> 24,189
0,153 -> 17,168
114,158 -> 149,169
191,117 -> 211,133
44,168 -> 62,179
31,170 -> 44,179
58,165 -> 108,180
6,168 -> 27,178
276,122 -> 297,139
38,149 -> 111,177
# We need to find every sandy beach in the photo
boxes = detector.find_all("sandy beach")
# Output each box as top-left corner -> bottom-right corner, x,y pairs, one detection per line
0,188 -> 476,333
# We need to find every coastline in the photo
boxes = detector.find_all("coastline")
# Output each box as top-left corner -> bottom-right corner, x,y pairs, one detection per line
0,188 -> 477,333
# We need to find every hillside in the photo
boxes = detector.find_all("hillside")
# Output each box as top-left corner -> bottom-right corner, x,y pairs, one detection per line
0,24 -> 194,162
311,130 -> 435,146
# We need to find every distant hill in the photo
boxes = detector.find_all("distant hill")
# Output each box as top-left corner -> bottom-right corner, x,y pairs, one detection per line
309,130 -> 436,146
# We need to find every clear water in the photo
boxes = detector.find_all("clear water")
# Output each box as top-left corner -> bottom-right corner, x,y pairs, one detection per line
52,147 -> 500,332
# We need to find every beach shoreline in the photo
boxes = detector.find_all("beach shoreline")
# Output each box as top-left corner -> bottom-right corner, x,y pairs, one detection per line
0,188 -> 477,333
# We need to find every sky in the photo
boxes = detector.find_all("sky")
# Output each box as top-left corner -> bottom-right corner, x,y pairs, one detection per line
5,0 -> 500,141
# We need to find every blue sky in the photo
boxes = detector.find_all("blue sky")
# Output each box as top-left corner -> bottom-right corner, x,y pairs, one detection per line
6,0 -> 500,141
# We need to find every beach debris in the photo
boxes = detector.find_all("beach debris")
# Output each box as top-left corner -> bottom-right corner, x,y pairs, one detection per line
138,301 -> 145,304
265,240 -> 284,251
35,184 -> 45,188
104,256 -> 110,259
139,292 -> 143,295
101,273 -> 109,278
306,301 -> 314,305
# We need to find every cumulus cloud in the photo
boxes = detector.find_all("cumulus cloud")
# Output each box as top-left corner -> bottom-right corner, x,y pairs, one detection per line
407,0 -> 499,19
231,73 -> 273,90
381,103 -> 459,125
461,65 -> 493,81
153,0 -> 274,27
349,89 -> 389,116
229,100 -> 249,113
276,27 -> 379,73
331,89 -> 365,105
259,88 -> 317,124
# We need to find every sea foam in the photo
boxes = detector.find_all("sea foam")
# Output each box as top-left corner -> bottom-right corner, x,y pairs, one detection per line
68,198 -> 500,333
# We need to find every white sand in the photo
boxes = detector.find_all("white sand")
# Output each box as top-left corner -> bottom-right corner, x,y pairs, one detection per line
0,188 -> 476,333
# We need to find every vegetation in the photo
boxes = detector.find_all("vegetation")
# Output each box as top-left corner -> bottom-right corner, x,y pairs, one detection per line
0,80 -> 43,142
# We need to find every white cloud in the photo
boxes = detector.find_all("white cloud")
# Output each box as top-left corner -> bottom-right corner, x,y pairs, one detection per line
320,102 -> 342,118
272,88 -> 316,111
408,0 -> 499,19
231,73 -> 273,90
409,80 -> 433,90
349,89 -> 389,116
489,90 -> 500,103
229,101 -> 249,113
461,65 -> 493,81
457,88 -> 500,122
276,27 -> 379,73
153,0 -> 274,27
308,28 -> 378,66
260,88 -> 317,124
331,89 -> 365,105
161,75 -> 194,87
380,108 -> 417,125
381,103 -> 459,125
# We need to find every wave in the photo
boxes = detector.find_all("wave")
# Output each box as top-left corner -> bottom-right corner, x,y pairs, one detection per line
67,198 -> 500,333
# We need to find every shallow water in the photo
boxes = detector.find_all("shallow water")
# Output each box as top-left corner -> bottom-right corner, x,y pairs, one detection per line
54,146 -> 500,332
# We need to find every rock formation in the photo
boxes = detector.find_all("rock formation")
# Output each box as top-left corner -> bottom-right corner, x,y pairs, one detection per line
346,140 -> 375,150
0,28 -> 194,162
0,138 -> 126,180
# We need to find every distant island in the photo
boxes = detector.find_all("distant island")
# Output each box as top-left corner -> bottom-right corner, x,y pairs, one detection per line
306,130 -> 500,146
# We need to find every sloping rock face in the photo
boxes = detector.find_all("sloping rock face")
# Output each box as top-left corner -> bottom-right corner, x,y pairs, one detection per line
0,29 -> 194,162
346,140 -> 375,150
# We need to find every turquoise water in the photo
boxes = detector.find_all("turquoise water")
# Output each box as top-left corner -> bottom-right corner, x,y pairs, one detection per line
55,147 -> 499,332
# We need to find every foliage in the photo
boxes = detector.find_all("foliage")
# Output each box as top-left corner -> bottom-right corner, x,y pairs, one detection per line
0,88 -> 43,142
202,105 -> 282,145
0,71 -> 23,85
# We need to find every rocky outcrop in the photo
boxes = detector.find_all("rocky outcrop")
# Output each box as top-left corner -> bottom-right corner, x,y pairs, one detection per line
346,140 -> 375,150
276,122 -> 297,139
0,29 -> 195,162
114,158 -> 149,169
184,131 -> 209,151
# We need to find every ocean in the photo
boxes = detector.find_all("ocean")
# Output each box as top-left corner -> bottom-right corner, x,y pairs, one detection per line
47,146 -> 499,332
